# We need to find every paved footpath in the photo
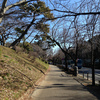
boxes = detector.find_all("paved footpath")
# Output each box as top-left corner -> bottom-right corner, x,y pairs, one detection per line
30,65 -> 98,100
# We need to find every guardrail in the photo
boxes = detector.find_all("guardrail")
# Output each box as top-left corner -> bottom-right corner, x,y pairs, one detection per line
82,71 -> 89,80
79,69 -> 100,84
60,64 -> 100,84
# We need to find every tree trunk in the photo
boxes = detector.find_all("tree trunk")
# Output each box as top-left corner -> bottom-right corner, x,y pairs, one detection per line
9,17 -> 35,47
75,43 -> 78,66
91,41 -> 95,86
64,53 -> 68,70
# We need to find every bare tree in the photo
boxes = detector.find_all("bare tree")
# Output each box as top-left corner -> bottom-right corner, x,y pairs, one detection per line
47,0 -> 100,86
52,48 -> 64,64
44,18 -> 77,69
32,43 -> 47,60
85,14 -> 99,85
49,0 -> 100,17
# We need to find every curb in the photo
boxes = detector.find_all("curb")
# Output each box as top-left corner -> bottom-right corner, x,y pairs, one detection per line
18,66 -> 51,100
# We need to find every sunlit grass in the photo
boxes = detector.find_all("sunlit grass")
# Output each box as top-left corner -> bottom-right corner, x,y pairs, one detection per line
0,45 -> 49,100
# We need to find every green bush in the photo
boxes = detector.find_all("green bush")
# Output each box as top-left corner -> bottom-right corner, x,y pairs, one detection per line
23,42 -> 33,53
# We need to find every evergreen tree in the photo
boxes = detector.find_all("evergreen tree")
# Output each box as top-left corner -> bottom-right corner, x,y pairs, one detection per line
10,1 -> 54,47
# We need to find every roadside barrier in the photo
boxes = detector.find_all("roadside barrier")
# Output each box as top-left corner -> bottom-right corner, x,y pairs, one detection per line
82,71 -> 89,80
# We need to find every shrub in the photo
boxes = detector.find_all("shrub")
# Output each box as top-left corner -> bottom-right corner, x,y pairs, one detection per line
28,51 -> 38,58
15,46 -> 23,53
28,51 -> 39,62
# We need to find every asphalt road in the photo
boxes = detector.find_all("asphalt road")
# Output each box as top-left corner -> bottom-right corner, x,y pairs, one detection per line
78,67 -> 100,84
30,65 -> 98,100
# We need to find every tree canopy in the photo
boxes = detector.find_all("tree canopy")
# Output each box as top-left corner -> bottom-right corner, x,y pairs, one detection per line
0,0 -> 54,47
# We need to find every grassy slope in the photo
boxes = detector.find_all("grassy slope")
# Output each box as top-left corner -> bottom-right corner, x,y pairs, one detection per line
0,45 -> 49,100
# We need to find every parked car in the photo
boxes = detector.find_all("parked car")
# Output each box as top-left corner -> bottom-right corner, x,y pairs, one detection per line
67,59 -> 82,70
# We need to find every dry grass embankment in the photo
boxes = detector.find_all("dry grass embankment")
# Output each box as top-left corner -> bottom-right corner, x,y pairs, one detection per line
0,45 -> 49,100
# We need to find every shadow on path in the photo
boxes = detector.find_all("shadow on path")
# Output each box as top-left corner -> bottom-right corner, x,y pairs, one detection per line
57,65 -> 100,100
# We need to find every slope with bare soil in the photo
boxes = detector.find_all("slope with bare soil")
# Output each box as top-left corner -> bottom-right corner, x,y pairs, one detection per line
0,45 -> 49,100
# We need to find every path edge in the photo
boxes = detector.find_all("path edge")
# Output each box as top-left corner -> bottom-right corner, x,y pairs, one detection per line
18,65 -> 51,100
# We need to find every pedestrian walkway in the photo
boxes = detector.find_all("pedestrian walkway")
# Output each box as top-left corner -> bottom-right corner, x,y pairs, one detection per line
30,65 -> 98,100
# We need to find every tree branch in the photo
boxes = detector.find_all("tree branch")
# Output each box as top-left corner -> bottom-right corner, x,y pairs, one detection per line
45,11 -> 100,21
0,0 -> 37,23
